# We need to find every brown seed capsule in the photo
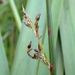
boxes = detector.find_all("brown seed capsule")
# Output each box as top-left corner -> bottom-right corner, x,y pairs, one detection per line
38,43 -> 41,51
24,22 -> 29,26
22,5 -> 32,26
35,13 -> 41,21
32,53 -> 38,59
23,22 -> 32,28
50,64 -> 53,73
27,41 -> 32,49
34,48 -> 38,52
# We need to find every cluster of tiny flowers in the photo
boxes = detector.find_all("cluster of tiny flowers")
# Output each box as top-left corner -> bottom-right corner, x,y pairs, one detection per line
22,5 -> 54,73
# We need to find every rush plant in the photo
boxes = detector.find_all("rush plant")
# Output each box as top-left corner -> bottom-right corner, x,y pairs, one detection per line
22,5 -> 54,73
0,0 -> 75,75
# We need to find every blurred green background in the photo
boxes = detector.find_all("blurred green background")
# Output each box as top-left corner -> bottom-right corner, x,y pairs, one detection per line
0,0 -> 27,69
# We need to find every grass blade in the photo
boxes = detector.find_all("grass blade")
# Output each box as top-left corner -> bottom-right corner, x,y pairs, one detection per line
46,0 -> 63,74
56,35 -> 64,75
9,0 -> 21,31
0,32 -> 10,75
52,0 -> 63,49
60,0 -> 75,75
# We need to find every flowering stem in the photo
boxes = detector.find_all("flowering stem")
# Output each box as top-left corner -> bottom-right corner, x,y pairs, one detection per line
22,5 -> 54,73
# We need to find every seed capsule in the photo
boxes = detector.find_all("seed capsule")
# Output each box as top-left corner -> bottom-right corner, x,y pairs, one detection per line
50,64 -> 54,73
35,13 -> 41,21
27,41 -> 32,49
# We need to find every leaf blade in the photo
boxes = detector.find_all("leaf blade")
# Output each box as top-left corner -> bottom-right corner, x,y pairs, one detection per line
0,32 -> 10,75
60,0 -> 75,75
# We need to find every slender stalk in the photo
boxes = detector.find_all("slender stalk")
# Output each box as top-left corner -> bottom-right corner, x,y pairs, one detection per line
8,0 -> 21,31
22,5 -> 53,73
36,23 -> 46,75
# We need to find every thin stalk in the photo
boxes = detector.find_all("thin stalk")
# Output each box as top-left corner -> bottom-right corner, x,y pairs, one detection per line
22,5 -> 52,72
36,24 -> 46,75
8,0 -> 21,31
30,22 -> 47,55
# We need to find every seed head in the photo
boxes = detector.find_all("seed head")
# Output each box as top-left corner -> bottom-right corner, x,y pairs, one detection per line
35,13 -> 41,21
27,41 -> 32,49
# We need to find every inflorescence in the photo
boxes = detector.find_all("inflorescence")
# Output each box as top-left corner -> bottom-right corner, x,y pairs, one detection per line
22,5 -> 54,73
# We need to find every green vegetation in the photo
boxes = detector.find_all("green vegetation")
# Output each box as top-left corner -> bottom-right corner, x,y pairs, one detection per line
0,0 -> 75,75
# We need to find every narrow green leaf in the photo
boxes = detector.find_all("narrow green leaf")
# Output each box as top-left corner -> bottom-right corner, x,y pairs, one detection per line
60,0 -> 75,75
56,36 -> 64,75
0,32 -> 10,75
8,0 -> 21,31
46,0 -> 63,74
52,0 -> 63,49
46,0 -> 53,64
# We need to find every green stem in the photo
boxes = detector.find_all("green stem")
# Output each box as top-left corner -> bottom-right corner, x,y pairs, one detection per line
8,0 -> 21,31
31,23 -> 47,54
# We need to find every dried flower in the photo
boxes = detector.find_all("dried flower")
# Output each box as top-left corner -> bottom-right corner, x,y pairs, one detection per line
27,41 -> 32,49
35,13 -> 41,21
22,5 -> 32,28
34,14 -> 41,39
22,5 -> 54,73
38,43 -> 41,51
